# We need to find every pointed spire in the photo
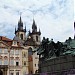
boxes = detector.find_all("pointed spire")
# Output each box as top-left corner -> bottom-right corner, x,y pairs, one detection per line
25,25 -> 26,32
15,27 -> 16,34
29,30 -> 31,34
32,19 -> 37,32
39,28 -> 41,35
20,12 -> 22,22
33,19 -> 35,25
74,22 -> 75,39
18,15 -> 23,30
39,28 -> 40,32
19,15 -> 22,23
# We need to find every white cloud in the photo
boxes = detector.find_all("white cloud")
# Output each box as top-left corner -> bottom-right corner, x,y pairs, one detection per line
0,0 -> 74,42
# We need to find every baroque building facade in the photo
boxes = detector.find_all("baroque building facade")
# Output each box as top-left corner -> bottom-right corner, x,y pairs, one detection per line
0,36 -> 23,75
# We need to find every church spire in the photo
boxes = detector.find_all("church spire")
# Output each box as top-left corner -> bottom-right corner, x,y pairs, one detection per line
39,28 -> 41,35
15,27 -> 16,34
18,15 -> 23,30
19,12 -> 22,23
32,19 -> 37,32
25,25 -> 26,32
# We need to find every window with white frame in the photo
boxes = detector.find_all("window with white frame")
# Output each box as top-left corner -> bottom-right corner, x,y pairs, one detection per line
10,50 -> 14,55
16,72 -> 19,75
13,41 -> 17,45
0,59 -> 2,65
16,62 -> 19,66
23,72 -> 26,75
15,50 -> 19,55
4,49 -> 8,53
24,61 -> 26,66
4,59 -> 8,65
24,52 -> 26,57
0,49 -> 2,53
10,59 -> 14,65
10,73 -> 14,75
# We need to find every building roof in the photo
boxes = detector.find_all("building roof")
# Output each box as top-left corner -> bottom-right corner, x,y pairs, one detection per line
13,36 -> 23,46
0,36 -> 12,41
24,37 -> 37,46
0,36 -> 23,49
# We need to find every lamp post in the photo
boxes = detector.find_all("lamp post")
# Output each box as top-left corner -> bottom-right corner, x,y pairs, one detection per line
8,47 -> 10,75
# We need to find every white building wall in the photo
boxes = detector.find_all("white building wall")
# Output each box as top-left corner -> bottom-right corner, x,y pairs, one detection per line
32,51 -> 39,74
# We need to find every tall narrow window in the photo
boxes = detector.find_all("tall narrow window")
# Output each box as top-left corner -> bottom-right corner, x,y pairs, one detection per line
10,59 -> 14,65
20,34 -> 23,40
16,72 -> 19,75
0,49 -> 2,53
24,61 -> 26,66
24,53 -> 26,57
11,73 -> 14,75
4,49 -> 8,53
15,50 -> 19,55
4,59 -> 8,65
16,62 -> 19,66
35,64 -> 36,67
36,36 -> 38,42
10,50 -> 14,55
0,59 -> 2,65
28,47 -> 32,55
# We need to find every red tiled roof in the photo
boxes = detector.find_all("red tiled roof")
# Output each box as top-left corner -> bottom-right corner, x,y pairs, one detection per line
0,36 -> 12,41
0,36 -> 23,48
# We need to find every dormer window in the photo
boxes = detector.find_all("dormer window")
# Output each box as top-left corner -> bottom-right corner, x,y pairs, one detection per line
14,41 -> 17,45
12,41 -> 17,46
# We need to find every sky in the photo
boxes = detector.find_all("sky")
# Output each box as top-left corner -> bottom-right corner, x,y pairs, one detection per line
0,0 -> 74,42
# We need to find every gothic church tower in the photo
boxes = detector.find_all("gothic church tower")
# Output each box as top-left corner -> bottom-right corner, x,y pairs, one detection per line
29,19 -> 41,45
15,16 -> 26,41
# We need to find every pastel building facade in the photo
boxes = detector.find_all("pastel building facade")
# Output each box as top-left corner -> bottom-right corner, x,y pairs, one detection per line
0,36 -> 23,75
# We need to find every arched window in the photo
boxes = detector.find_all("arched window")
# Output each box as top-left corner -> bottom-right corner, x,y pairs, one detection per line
20,34 -> 23,40
24,61 -> 26,65
36,36 -> 38,42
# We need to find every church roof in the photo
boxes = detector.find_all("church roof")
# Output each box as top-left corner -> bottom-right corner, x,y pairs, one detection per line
13,36 -> 23,46
0,36 -> 12,41
24,37 -> 37,46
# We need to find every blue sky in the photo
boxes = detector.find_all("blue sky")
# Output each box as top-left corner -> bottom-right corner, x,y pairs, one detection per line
0,0 -> 74,42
